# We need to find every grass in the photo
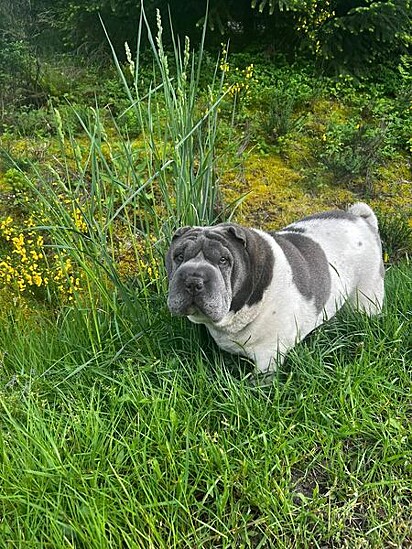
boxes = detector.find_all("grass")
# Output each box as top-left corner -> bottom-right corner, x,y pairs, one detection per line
104,7 -> 232,237
0,262 -> 411,548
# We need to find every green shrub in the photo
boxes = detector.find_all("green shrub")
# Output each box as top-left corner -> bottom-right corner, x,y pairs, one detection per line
378,212 -> 412,263
369,96 -> 412,156
2,167 -> 29,194
318,118 -> 390,186
260,87 -> 305,143
0,39 -> 46,116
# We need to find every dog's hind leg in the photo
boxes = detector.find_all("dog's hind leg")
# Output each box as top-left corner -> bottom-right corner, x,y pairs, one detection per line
351,274 -> 385,316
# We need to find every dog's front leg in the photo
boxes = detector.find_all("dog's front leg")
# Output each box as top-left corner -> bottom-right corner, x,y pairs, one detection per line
251,348 -> 285,385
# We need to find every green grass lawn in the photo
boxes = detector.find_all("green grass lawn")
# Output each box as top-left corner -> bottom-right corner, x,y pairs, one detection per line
1,261 -> 411,548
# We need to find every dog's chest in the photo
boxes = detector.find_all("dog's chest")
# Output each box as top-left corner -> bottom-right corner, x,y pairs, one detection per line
205,301 -> 263,356
205,276 -> 321,360
205,294 -> 285,357
208,328 -> 249,356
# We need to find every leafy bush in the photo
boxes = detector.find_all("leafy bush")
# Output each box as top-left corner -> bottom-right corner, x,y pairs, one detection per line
378,212 -> 412,263
224,58 -> 317,144
368,97 -> 412,156
318,117 -> 391,187
323,64 -> 412,151
0,39 -> 45,117
260,87 -> 306,143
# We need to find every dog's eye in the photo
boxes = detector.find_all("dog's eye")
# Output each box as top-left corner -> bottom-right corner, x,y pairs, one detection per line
219,256 -> 229,266
174,253 -> 184,263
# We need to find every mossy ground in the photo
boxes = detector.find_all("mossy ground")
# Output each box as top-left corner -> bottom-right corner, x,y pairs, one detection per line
221,152 -> 355,229
225,85 -> 411,234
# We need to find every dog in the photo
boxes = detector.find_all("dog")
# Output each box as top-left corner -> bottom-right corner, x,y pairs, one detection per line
166,203 -> 385,376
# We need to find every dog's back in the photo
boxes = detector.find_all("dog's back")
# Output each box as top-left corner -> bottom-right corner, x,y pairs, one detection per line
275,202 -> 384,316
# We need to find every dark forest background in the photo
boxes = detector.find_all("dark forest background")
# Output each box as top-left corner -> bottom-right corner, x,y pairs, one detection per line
3,0 -> 410,62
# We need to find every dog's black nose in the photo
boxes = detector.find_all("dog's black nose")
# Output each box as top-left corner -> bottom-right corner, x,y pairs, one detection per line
184,275 -> 204,295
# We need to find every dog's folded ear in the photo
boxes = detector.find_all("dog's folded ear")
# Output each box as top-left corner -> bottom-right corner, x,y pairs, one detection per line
227,224 -> 247,247
218,223 -> 247,247
171,226 -> 192,241
212,223 -> 275,313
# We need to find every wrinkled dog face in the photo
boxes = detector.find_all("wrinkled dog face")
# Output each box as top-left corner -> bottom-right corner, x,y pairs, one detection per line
166,226 -> 237,323
166,223 -> 274,325
166,223 -> 259,324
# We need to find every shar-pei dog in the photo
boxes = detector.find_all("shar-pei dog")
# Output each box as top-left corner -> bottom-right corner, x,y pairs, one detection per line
166,203 -> 385,377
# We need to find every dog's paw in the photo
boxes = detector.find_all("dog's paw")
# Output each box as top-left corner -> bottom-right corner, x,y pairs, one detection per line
250,371 -> 275,388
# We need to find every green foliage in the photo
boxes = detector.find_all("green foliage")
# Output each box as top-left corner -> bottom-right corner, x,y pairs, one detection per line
314,0 -> 412,68
306,67 -> 412,187
3,106 -> 54,138
2,0 -> 410,73
260,88 -> 304,142
318,117 -> 389,184
378,212 -> 412,263
107,9 -> 231,235
2,168 -> 29,194
0,0 -> 61,115
0,40 -> 43,114
251,0 -> 412,70
253,64 -> 315,142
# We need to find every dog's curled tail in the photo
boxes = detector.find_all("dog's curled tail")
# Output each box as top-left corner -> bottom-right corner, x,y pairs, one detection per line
348,202 -> 379,231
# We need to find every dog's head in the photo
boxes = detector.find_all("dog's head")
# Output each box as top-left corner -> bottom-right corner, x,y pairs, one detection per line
166,223 -> 274,324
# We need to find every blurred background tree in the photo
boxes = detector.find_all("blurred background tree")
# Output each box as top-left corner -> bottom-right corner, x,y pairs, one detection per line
0,0 -> 411,70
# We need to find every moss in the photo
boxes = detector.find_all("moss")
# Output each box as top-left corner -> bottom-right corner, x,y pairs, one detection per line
218,90 -> 411,231
280,135 -> 314,170
221,146 -> 412,231
311,98 -> 351,124
221,152 -> 354,229
369,157 -> 412,221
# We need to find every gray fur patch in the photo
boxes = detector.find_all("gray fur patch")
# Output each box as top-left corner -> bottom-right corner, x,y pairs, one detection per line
271,232 -> 331,313
235,228 -> 274,311
283,225 -> 306,234
210,225 -> 274,313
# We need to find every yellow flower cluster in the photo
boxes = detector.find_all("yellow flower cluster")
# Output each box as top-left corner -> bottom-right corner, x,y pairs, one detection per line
220,43 -> 255,97
219,43 -> 230,73
52,255 -> 82,301
0,216 -> 14,240
0,228 -> 48,293
227,65 -> 255,98
72,207 -> 88,234
0,215 -> 82,302
244,64 -> 254,79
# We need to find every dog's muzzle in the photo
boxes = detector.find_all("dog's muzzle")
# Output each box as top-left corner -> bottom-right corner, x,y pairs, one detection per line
168,261 -> 228,321
184,274 -> 205,296
177,263 -> 211,297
